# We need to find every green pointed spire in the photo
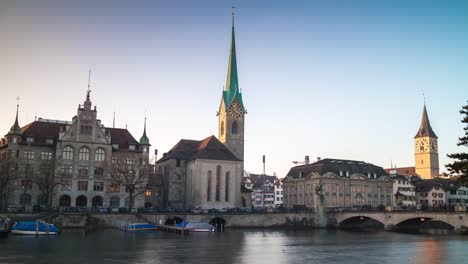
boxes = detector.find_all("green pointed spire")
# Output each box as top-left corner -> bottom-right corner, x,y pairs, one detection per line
139,117 -> 150,145
222,8 -> 245,111
9,99 -> 22,136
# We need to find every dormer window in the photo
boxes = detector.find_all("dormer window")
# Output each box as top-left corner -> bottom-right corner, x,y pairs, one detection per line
26,137 -> 34,144
373,173 -> 377,179
129,145 -> 135,150
46,138 -> 53,145
112,144 -> 119,149
339,171 -> 343,176
346,171 -> 349,177
12,137 -> 18,144
367,173 -> 371,178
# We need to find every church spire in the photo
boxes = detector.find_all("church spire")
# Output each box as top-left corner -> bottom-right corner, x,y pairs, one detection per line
139,117 -> 150,145
415,103 -> 437,139
221,7 -> 245,111
9,97 -> 22,136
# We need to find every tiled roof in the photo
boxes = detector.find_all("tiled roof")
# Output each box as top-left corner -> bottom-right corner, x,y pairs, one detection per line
246,174 -> 277,189
105,128 -> 138,149
285,158 -> 387,179
415,104 -> 438,138
20,120 -> 66,145
385,167 -> 416,176
414,179 -> 459,192
157,135 -> 240,163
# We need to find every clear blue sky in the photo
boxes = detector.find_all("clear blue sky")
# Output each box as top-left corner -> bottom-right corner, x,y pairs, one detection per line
1,0 -> 467,177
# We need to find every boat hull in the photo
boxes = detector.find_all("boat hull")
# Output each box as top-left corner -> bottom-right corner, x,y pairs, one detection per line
11,230 -> 57,235
190,228 -> 215,232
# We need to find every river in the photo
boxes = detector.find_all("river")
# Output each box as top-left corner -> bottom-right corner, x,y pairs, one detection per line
1,229 -> 467,264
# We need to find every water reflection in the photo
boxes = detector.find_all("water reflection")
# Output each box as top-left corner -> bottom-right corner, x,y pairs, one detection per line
1,229 -> 468,264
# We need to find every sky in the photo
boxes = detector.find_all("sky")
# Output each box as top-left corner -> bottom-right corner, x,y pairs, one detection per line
1,0 -> 467,178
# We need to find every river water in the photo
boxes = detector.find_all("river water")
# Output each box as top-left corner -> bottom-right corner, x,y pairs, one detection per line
1,229 -> 467,264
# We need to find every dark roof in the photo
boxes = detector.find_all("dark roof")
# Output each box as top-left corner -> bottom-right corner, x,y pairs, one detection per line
414,179 -> 459,192
415,104 -> 437,138
246,174 -> 277,189
390,174 -> 412,182
157,136 -> 240,163
105,128 -> 138,149
20,120 -> 66,145
285,158 -> 387,179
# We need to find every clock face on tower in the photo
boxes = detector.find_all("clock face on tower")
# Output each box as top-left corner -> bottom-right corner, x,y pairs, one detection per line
228,102 -> 243,118
415,138 -> 429,153
430,139 -> 438,152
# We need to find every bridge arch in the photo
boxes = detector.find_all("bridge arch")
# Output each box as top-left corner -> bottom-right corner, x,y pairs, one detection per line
339,215 -> 385,229
210,217 -> 227,232
165,216 -> 184,225
395,217 -> 455,230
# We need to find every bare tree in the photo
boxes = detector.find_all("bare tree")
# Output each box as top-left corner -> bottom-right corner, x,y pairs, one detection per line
0,160 -> 18,212
31,159 -> 63,208
109,155 -> 150,210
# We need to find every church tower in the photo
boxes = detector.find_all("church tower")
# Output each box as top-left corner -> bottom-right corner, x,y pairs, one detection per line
414,103 -> 439,179
218,10 -> 246,161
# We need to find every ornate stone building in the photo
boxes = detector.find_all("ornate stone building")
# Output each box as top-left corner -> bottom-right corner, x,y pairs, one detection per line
0,92 -> 150,211
282,158 -> 394,209
156,14 -> 246,210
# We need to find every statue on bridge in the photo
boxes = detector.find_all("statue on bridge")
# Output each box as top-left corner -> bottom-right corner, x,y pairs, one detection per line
315,182 -> 327,228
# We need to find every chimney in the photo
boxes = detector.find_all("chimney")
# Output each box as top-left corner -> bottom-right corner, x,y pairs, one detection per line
305,156 -> 310,165
154,149 -> 158,161
317,157 -> 321,161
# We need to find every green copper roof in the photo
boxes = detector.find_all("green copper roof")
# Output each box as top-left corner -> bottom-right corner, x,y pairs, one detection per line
139,118 -> 150,145
222,16 -> 245,111
9,105 -> 22,136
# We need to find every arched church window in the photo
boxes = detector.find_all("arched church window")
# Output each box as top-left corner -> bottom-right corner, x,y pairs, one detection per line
207,170 -> 212,201
232,121 -> 238,135
221,121 -> 225,136
216,165 -> 221,201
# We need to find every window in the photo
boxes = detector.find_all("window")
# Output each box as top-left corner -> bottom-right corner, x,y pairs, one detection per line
63,146 -> 74,160
78,166 -> 88,177
19,194 -> 32,205
207,170 -> 212,201
112,157 -> 118,164
225,172 -> 230,202
26,137 -> 34,143
62,165 -> 73,176
108,183 -> 120,193
126,158 -> 135,165
23,164 -> 34,176
93,181 -> 104,191
176,159 -> 181,167
12,137 -> 18,144
41,152 -> 52,160
95,148 -> 105,161
21,180 -> 32,190
221,121 -> 224,135
79,147 -> 90,160
129,145 -> 136,150
61,180 -> 72,191
78,181 -> 88,191
46,138 -> 54,145
24,151 -> 34,160
232,121 -> 238,134
346,171 -> 349,177
216,165 -> 221,201
94,167 -> 104,177
112,144 -> 119,149
80,125 -> 92,135
110,196 -> 120,208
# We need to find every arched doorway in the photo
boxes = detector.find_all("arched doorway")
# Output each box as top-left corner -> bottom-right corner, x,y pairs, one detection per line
59,195 -> 71,207
165,217 -> 183,225
76,195 -> 88,207
210,217 -> 227,232
92,196 -> 103,208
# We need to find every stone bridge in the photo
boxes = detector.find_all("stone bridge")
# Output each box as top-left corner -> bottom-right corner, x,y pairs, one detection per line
328,211 -> 468,233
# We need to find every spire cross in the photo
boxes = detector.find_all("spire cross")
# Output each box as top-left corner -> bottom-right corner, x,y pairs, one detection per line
422,91 -> 426,105
87,70 -> 92,101
232,6 -> 236,25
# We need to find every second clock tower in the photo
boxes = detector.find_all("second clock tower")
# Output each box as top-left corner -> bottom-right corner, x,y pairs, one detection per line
218,11 -> 245,161
414,104 -> 439,179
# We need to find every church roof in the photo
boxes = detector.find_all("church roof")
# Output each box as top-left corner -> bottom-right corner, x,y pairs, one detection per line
415,104 -> 437,139
285,158 -> 387,179
8,105 -> 22,136
105,128 -> 139,149
221,13 -> 245,111
157,135 -> 241,163
139,118 -> 150,145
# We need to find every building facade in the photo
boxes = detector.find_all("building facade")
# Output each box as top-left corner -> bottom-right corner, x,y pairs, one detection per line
390,174 -> 416,207
282,159 -> 394,209
0,93 -> 150,211
274,179 -> 284,207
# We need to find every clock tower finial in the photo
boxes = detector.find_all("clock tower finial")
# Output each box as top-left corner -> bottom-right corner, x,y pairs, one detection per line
414,102 -> 439,179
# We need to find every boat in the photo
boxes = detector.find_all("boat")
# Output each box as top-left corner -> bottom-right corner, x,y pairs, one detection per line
126,223 -> 158,231
11,221 -> 59,235
0,217 -> 10,237
176,222 -> 215,232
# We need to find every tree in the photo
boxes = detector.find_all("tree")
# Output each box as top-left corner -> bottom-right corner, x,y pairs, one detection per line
109,155 -> 150,211
446,101 -> 468,185
31,160 -> 63,208
0,161 -> 18,212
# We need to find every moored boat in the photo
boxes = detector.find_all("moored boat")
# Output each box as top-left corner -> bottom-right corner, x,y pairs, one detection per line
126,223 -> 158,231
176,222 -> 215,232
11,221 -> 59,235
